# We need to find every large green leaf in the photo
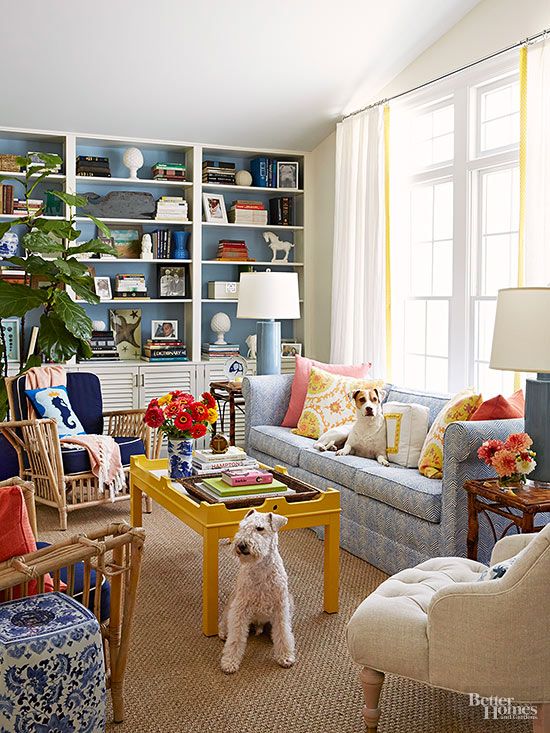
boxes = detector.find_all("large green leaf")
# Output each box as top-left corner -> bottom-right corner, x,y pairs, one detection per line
37,312 -> 80,362
4,255 -> 58,278
68,238 -> 118,257
0,280 -> 48,318
84,213 -> 111,237
34,218 -> 81,241
0,222 -> 12,239
54,258 -> 88,278
22,230 -> 65,255
59,275 -> 100,304
51,190 -> 87,208
76,339 -> 93,361
26,152 -> 62,173
52,291 -> 93,340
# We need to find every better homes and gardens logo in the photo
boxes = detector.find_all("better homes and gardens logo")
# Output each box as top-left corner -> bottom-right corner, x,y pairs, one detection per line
469,694 -> 537,721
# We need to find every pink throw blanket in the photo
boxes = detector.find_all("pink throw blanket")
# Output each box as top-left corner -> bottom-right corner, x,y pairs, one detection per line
25,366 -> 125,500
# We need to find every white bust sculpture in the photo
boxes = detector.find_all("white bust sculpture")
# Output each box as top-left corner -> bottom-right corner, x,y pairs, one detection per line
141,233 -> 153,260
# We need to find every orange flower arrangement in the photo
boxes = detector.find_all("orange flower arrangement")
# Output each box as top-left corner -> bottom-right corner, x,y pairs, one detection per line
144,390 -> 218,440
478,432 -> 536,486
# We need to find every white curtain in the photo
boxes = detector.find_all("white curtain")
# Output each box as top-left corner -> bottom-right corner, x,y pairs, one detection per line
525,36 -> 550,285
330,107 -> 387,376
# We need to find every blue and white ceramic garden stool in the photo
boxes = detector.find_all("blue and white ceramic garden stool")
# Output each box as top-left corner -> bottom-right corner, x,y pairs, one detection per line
0,592 -> 106,732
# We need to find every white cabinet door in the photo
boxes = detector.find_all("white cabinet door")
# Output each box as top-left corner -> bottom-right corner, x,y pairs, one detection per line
77,363 -> 139,411
139,364 -> 196,408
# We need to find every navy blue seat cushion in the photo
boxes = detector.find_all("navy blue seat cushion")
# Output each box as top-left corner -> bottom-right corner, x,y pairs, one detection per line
0,435 -> 20,481
36,542 -> 111,622
61,436 -> 145,475
11,372 -> 104,434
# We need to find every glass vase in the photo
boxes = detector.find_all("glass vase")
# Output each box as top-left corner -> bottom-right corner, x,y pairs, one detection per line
167,438 -> 194,480
497,473 -> 525,491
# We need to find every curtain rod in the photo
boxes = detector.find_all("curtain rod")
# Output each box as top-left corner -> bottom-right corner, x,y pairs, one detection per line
342,26 -> 549,120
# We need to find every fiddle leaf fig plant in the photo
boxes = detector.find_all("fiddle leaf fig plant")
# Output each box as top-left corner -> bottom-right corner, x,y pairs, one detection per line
0,153 -> 118,417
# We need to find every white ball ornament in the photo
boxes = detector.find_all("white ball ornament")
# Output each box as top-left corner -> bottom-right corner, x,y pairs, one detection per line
211,312 -> 231,345
92,320 -> 107,332
122,147 -> 144,179
235,170 -> 253,187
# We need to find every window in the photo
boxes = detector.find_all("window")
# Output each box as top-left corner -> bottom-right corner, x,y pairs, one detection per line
390,59 -> 520,395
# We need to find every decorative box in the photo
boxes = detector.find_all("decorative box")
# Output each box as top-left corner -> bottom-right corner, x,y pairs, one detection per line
208,281 -> 239,299
0,592 -> 106,732
0,154 -> 20,172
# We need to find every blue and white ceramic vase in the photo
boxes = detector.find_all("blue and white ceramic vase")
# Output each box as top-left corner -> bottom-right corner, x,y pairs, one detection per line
167,438 -> 194,479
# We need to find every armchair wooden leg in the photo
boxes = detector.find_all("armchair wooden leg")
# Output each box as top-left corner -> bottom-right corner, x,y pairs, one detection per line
144,495 -> 153,514
361,667 -> 385,731
533,704 -> 550,733
59,506 -> 68,531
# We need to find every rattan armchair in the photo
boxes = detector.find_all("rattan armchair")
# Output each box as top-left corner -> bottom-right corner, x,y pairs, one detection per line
0,519 -> 145,724
1,371 -> 160,529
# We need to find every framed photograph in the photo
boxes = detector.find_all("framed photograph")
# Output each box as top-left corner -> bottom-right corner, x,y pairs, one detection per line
110,308 -> 142,359
151,319 -> 178,341
276,161 -> 299,190
108,225 -> 143,258
281,342 -> 302,358
202,193 -> 228,223
0,318 -> 20,361
94,276 -> 112,301
158,266 -> 187,298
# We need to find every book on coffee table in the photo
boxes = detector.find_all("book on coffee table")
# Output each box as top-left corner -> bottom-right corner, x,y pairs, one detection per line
202,476 -> 288,497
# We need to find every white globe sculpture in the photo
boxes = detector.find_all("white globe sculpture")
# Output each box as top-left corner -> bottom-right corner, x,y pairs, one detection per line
211,312 -> 231,345
235,170 -> 252,187
122,147 -> 144,179
92,320 -> 107,332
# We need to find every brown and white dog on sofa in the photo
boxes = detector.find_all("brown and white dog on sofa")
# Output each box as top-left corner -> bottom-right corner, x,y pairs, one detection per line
313,388 -> 389,466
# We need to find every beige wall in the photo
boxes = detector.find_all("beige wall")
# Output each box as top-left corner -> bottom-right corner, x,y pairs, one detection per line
307,0 -> 549,360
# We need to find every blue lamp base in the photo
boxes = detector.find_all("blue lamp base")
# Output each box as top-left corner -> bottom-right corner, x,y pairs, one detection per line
256,319 -> 281,375
525,373 -> 550,487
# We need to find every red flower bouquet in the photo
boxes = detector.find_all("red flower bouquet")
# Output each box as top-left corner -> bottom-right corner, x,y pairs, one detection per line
477,432 -> 536,488
144,391 -> 218,440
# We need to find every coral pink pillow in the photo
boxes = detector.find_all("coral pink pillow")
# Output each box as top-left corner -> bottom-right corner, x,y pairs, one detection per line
282,355 -> 372,427
470,390 -> 525,421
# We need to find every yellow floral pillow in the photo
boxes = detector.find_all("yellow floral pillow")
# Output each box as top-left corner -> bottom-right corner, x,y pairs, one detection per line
418,388 -> 482,479
293,366 -> 383,440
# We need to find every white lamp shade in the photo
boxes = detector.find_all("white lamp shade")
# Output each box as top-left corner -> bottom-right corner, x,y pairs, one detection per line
490,287 -> 550,373
237,271 -> 300,320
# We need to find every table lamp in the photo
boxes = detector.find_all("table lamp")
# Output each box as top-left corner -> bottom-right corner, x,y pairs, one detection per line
490,287 -> 550,486
237,271 -> 300,375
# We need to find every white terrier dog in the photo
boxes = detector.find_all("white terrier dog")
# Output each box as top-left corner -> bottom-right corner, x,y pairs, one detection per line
219,509 -> 295,674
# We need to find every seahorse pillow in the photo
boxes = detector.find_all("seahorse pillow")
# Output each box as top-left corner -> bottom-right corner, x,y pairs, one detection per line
293,366 -> 383,440
25,384 -> 86,438
418,388 -> 482,479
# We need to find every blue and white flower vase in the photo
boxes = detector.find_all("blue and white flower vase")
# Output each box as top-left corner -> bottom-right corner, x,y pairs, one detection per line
0,231 -> 18,259
167,438 -> 194,479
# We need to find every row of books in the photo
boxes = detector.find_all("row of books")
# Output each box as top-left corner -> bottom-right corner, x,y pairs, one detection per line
0,184 -> 14,214
114,274 -> 147,297
269,196 -> 294,226
152,163 -> 186,181
228,200 -> 268,225
192,447 -> 258,475
76,155 -> 111,177
155,196 -> 189,222
142,339 -> 188,362
86,330 -> 119,360
201,343 -> 240,361
13,198 -> 42,216
250,157 -> 278,188
202,160 -> 236,185
216,239 -> 253,261
151,230 -> 174,259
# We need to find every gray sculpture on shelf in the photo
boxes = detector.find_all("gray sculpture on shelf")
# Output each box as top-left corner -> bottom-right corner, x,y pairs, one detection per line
80,191 -> 156,219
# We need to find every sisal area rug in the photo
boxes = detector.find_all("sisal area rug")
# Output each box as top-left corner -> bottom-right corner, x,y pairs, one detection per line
38,503 -> 529,733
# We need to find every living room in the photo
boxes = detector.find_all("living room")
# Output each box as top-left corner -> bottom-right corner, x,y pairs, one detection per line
0,0 -> 549,731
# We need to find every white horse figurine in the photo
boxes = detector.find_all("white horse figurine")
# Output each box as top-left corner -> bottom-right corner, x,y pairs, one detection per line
263,231 -> 295,263
245,334 -> 257,359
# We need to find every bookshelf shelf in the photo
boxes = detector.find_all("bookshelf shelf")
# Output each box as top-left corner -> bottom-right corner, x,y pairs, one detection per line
0,171 -> 66,181
74,216 -> 192,226
202,183 -> 303,195
202,222 -> 303,231
83,299 -> 192,304
202,260 -> 304,267
0,214 -> 65,221
78,258 -> 192,264
76,175 -> 193,188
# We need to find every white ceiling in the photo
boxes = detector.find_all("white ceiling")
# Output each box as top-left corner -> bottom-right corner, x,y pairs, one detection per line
2,0 -> 480,151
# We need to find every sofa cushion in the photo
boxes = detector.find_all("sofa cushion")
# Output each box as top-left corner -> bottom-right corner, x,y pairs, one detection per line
299,448 -> 366,489
386,387 -> 450,428
248,426 -> 315,467
62,436 -> 145,475
354,463 -> 442,523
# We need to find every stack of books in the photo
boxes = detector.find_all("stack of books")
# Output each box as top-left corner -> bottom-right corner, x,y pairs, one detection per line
228,200 -> 267,225
192,447 -> 259,476
269,197 -> 294,226
151,230 -> 172,258
0,184 -> 14,214
13,198 -> 42,216
142,339 -> 187,362
216,239 -> 253,261
114,274 -> 148,298
202,160 -> 236,185
83,330 -> 120,361
155,196 -> 189,222
76,155 -> 111,177
152,162 -> 186,181
201,343 -> 240,361
250,157 -> 278,188
0,267 -> 25,285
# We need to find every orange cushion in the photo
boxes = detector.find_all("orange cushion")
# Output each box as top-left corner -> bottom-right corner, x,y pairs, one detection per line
470,390 -> 525,421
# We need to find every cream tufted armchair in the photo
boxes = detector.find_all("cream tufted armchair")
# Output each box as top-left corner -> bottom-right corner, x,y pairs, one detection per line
347,524 -> 550,732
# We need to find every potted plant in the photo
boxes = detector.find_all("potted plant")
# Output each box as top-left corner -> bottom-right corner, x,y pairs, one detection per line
0,153 -> 117,418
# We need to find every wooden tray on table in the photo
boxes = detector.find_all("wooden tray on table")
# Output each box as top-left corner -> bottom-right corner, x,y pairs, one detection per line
177,468 -> 320,508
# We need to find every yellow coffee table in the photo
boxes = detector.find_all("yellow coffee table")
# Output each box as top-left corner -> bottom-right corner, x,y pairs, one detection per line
130,455 -> 341,636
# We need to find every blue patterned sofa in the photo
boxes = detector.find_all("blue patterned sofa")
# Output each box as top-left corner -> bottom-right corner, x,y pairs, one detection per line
243,375 -> 526,574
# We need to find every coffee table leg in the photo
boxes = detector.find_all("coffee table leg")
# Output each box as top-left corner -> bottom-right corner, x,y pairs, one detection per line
324,514 -> 340,613
130,477 -> 143,527
202,529 -> 219,636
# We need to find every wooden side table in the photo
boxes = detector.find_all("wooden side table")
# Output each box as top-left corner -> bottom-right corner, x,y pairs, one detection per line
464,479 -> 550,560
210,381 -> 245,446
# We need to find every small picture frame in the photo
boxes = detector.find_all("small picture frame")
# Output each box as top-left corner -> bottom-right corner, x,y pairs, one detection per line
203,193 -> 228,223
94,276 -> 112,301
1,318 -> 20,361
281,342 -> 302,358
151,319 -> 178,341
158,266 -> 187,298
277,161 -> 299,190
108,225 -> 143,259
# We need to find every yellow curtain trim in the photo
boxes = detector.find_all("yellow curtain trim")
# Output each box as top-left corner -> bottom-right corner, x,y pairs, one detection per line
515,46 -> 528,391
384,104 -> 392,379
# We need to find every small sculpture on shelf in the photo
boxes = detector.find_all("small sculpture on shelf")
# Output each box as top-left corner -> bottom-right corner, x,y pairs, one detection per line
245,334 -> 257,359
211,312 -> 231,345
141,233 -> 153,261
122,147 -> 144,179
235,170 -> 252,187
263,231 -> 295,263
